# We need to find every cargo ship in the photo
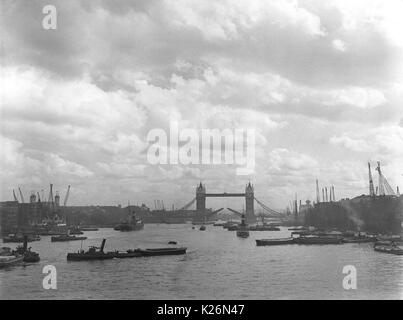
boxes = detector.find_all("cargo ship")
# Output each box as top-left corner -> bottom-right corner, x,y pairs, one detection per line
304,162 -> 402,234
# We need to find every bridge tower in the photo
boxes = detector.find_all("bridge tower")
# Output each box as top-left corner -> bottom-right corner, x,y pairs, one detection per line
245,182 -> 255,223
196,182 -> 206,215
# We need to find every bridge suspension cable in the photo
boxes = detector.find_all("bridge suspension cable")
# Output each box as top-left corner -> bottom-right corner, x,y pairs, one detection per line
178,197 -> 196,210
254,197 -> 282,216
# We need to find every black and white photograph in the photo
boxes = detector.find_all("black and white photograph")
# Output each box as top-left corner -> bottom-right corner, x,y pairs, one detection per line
0,0 -> 402,304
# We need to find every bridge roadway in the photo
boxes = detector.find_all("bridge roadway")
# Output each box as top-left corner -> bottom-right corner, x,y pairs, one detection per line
204,193 -> 246,197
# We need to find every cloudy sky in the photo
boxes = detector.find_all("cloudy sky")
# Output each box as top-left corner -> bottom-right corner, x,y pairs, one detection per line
1,0 -> 403,210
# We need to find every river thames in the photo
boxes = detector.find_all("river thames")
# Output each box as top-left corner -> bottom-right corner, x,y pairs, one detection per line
1,224 -> 402,299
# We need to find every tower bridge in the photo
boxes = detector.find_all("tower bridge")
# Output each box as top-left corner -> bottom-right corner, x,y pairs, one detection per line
178,182 -> 282,224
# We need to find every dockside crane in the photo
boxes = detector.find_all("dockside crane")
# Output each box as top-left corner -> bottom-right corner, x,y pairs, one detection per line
13,189 -> 19,202
18,187 -> 25,203
376,161 -> 395,196
48,183 -> 54,210
63,185 -> 70,206
368,162 -> 375,197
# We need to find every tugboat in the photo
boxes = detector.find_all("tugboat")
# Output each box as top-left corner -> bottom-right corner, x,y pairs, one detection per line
67,239 -> 115,261
13,236 -> 40,263
114,210 -> 144,231
0,247 -> 24,268
236,214 -> 249,238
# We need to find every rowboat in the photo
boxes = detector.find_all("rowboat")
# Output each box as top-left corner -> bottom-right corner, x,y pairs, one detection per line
256,237 -> 295,246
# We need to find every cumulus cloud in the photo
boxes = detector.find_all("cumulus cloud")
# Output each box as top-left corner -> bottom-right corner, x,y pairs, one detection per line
1,0 -> 402,207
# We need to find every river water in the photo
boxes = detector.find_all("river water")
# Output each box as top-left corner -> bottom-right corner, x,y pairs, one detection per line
0,224 -> 402,299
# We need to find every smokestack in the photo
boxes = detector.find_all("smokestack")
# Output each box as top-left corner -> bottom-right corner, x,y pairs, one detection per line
100,239 -> 106,252
332,186 -> 336,201
23,235 -> 28,252
322,188 -> 325,202
325,187 -> 328,202
397,186 -> 400,196
316,179 -> 320,203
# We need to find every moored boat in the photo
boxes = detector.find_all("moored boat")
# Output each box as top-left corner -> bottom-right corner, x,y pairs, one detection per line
111,249 -> 142,258
0,247 -> 24,268
0,254 -> 24,268
236,214 -> 249,238
199,225 -> 206,231
114,210 -> 144,231
288,226 -> 308,231
213,220 -> 227,227
236,230 -> 249,238
291,230 -> 312,236
3,234 -> 40,243
227,224 -> 240,231
249,225 -> 280,231
295,235 -> 343,245
51,235 -> 87,242
256,237 -> 295,246
342,236 -> 376,243
373,241 -> 403,255
138,247 -> 187,257
80,227 -> 99,231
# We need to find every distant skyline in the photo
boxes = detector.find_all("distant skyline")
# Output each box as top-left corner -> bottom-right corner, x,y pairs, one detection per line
1,0 -> 403,210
